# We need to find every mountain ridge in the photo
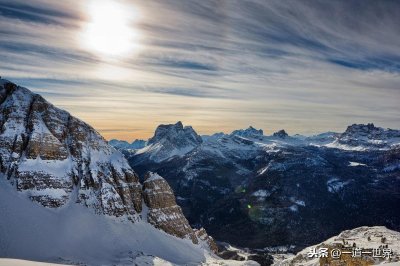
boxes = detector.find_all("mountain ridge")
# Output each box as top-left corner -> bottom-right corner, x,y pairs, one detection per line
0,79 -> 223,264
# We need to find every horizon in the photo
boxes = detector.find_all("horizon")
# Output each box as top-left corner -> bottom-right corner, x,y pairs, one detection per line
1,0 -> 399,141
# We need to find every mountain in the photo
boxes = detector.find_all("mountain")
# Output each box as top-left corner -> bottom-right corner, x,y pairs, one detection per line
231,126 -> 264,139
133,121 -> 203,163
0,79 -> 238,265
126,122 -> 400,251
325,123 -> 400,151
109,139 -> 146,150
272,129 -> 288,138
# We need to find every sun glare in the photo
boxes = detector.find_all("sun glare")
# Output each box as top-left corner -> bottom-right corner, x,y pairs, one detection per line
83,0 -> 140,58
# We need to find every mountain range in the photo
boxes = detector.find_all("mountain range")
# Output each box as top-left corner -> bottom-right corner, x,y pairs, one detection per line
117,121 -> 400,251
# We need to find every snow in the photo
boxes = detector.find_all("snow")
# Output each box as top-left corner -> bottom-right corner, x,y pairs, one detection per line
0,176 -> 255,266
252,190 -> 271,198
324,141 -> 368,151
349,161 -> 367,167
275,226 -> 400,266
327,178 -> 352,193
0,177 -> 198,265
290,197 -> 305,207
17,157 -> 73,178
25,188 -> 69,199
257,166 -> 268,175
145,172 -> 164,182
0,259 -> 70,266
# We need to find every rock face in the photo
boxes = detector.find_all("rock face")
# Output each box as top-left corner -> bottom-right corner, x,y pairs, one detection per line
142,172 -> 217,250
143,172 -> 197,242
0,79 -> 142,218
0,79 -> 216,251
337,123 -> 400,149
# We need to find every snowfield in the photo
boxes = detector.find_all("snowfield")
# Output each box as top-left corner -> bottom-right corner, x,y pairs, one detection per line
0,176 -> 257,266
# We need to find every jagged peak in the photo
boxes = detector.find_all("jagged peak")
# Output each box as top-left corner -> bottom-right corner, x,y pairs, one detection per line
148,121 -> 202,146
231,126 -> 263,137
345,123 -> 379,133
273,129 -> 289,138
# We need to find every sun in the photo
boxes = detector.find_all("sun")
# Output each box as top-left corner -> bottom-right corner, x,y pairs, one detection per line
82,0 -> 140,58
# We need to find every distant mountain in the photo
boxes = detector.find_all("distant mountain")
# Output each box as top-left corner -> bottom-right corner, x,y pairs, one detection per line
272,129 -> 288,138
231,126 -> 264,139
326,123 -> 400,151
133,121 -> 203,163
0,79 -> 226,265
109,139 -> 146,150
126,122 -> 400,251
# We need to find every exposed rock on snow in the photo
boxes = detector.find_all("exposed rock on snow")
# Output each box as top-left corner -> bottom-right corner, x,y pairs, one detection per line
275,226 -> 400,266
0,79 -> 142,218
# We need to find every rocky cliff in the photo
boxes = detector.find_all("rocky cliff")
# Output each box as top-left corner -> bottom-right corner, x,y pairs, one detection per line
142,172 -> 217,251
0,79 -> 216,251
0,79 -> 142,219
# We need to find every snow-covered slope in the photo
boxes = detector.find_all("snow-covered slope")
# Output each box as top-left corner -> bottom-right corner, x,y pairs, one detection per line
275,226 -> 400,266
0,176 -> 255,266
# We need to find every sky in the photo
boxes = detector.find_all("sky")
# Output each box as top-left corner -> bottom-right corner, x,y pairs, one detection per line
0,0 -> 399,141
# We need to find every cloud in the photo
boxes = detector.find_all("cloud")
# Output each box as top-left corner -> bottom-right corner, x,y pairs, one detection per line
0,0 -> 399,140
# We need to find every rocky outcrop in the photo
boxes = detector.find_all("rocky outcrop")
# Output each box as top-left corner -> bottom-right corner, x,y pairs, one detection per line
142,172 -> 198,243
194,227 -> 218,253
272,129 -> 288,138
142,172 -> 217,250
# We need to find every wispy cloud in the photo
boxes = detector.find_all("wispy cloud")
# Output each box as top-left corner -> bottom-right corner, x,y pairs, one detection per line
0,0 -> 399,140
